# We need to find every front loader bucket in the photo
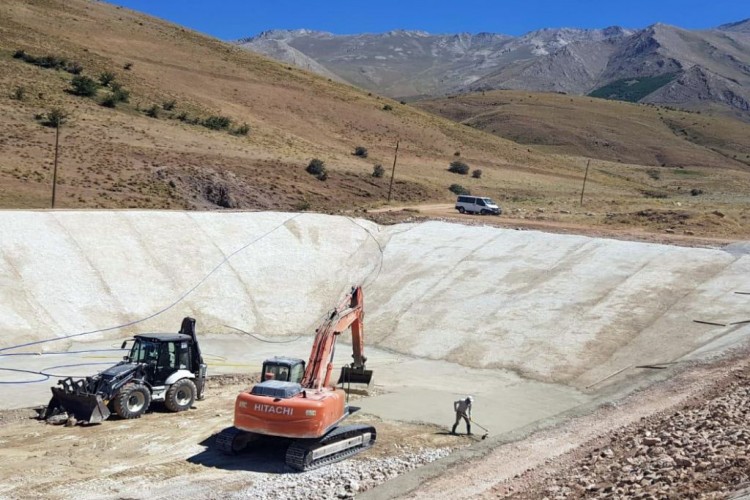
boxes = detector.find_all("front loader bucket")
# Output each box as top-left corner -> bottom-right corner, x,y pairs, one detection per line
338,366 -> 373,386
48,387 -> 110,424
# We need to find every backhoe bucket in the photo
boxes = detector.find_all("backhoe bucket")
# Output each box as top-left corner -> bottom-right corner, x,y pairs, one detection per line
47,387 -> 110,424
338,366 -> 373,386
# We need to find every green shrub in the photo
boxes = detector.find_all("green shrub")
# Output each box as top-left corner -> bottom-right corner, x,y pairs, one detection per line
382,104 -> 393,111
448,161 -> 470,175
100,95 -> 118,108
10,86 -> 26,101
646,168 -> 661,180
176,111 -> 189,122
372,164 -> 385,178
294,200 -> 311,211
353,146 -> 368,158
70,75 -> 99,97
36,54 -> 67,69
642,190 -> 669,199
471,169 -> 482,179
145,104 -> 160,118
16,51 -> 73,71
231,123 -> 250,136
40,108 -> 68,128
690,188 -> 704,196
65,61 -> 83,75
99,71 -> 116,87
162,99 -> 176,111
306,158 -> 328,181
202,115 -> 231,130
112,87 -> 130,103
449,184 -> 470,195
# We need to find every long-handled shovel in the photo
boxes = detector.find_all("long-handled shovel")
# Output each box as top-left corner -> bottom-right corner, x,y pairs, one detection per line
470,418 -> 490,440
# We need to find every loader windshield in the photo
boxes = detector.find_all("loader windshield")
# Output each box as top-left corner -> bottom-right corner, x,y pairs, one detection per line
129,339 -> 160,364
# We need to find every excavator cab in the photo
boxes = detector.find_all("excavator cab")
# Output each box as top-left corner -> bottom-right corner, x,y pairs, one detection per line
261,357 -> 305,383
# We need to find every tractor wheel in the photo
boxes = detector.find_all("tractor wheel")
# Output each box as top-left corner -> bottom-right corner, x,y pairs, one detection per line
165,378 -> 196,412
114,384 -> 151,419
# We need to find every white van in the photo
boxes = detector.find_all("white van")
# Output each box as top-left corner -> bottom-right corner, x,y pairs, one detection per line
455,195 -> 502,215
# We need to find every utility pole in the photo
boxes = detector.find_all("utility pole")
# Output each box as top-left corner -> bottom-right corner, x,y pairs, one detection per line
43,108 -> 67,209
51,124 -> 60,208
579,159 -> 591,206
387,140 -> 400,203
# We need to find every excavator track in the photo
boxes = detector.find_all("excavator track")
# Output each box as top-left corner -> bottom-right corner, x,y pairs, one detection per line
285,424 -> 377,471
215,426 -> 258,455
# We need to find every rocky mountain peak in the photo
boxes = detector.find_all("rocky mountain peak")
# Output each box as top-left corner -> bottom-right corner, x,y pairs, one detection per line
717,18 -> 750,33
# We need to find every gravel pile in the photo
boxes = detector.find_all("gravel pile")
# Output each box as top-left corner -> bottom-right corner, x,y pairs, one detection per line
233,447 -> 451,499
517,368 -> 750,499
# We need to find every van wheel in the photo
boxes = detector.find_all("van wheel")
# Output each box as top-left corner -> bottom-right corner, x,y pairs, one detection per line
458,207 -> 465,214
480,209 -> 490,215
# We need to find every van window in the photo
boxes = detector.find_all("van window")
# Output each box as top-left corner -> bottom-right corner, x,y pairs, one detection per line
476,199 -> 485,206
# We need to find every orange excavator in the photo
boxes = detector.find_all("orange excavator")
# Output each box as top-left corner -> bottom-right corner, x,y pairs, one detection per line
216,285 -> 375,470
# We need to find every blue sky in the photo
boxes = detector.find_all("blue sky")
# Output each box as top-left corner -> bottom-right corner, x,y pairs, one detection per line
109,1 -> 748,39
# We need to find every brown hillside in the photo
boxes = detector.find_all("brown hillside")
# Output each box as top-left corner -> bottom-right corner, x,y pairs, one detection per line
415,90 -> 750,170
0,1 -> 749,239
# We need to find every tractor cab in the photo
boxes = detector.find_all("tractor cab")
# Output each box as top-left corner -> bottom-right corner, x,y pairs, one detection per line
261,356 -> 305,383
125,334 -> 196,385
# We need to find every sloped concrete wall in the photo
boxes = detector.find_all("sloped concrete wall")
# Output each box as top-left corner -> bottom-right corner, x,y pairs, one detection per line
1,211 -> 747,390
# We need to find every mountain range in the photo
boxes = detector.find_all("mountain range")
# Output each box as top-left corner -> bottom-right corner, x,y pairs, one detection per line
238,20 -> 750,119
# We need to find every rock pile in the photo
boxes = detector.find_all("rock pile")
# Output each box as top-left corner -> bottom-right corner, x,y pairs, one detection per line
521,368 -> 750,499
235,447 -> 451,499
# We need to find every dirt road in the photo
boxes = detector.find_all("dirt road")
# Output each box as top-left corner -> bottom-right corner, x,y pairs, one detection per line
366,204 -> 738,248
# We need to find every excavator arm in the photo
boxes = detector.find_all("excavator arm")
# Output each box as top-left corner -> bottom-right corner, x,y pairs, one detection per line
301,286 -> 370,390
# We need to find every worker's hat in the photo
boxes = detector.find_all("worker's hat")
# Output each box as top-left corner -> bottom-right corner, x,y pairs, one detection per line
466,395 -> 473,402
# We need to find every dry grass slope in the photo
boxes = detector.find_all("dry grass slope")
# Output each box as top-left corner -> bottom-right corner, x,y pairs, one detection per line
0,1 -> 749,238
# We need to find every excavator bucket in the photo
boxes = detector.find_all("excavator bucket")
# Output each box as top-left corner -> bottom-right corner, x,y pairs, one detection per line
46,387 -> 111,424
338,366 -> 373,386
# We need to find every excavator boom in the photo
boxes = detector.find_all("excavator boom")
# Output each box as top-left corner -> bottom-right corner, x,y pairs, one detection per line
303,286 -> 371,389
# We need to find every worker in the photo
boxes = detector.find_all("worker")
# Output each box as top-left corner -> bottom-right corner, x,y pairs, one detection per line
451,396 -> 473,435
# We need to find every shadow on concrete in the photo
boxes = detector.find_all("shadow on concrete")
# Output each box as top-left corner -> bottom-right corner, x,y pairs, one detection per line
186,433 -> 293,474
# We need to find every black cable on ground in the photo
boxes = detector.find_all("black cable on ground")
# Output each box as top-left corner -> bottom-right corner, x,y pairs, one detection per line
345,216 -> 385,289
39,362 -> 115,379
0,349 -> 122,358
223,325 -> 302,344
0,367 -> 50,385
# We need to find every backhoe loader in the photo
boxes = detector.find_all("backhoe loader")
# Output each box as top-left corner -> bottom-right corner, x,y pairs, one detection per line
43,317 -> 207,424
